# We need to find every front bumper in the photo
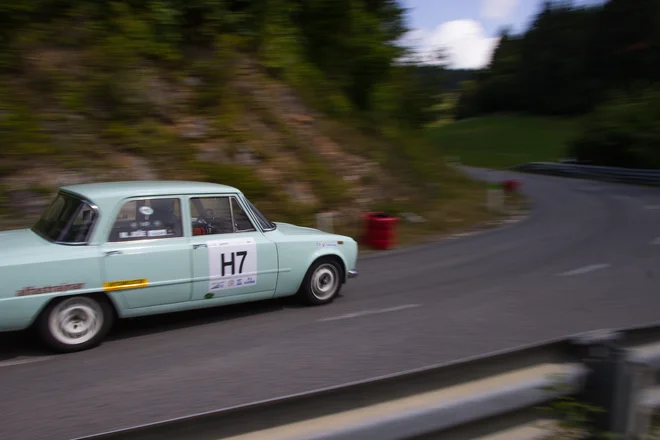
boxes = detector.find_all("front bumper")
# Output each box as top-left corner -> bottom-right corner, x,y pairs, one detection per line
347,269 -> 359,279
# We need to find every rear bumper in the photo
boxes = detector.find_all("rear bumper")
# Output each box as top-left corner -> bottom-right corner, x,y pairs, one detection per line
347,269 -> 359,279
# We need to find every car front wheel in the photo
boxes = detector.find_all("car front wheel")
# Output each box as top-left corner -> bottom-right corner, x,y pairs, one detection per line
298,258 -> 344,305
37,295 -> 114,353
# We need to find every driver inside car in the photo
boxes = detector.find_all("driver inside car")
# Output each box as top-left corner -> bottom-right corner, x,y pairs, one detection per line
192,201 -> 235,236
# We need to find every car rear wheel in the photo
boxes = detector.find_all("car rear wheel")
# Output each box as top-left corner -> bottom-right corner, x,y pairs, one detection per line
37,295 -> 114,353
298,258 -> 344,305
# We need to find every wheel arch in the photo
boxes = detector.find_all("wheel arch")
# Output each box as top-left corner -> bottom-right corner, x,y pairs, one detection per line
316,253 -> 346,281
31,290 -> 121,328
295,252 -> 347,292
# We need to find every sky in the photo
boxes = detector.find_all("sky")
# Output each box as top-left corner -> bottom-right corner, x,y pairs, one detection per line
399,0 -> 604,69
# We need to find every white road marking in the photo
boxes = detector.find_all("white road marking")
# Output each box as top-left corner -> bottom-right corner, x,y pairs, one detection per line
557,264 -> 611,277
0,356 -> 53,369
318,304 -> 422,322
651,237 -> 660,245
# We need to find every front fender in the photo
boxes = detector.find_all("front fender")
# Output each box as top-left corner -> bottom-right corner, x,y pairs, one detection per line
307,248 -> 349,278
272,241 -> 354,297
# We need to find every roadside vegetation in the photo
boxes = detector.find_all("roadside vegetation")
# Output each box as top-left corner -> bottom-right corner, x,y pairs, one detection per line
0,0 -> 520,242
540,391 -> 660,440
425,0 -> 660,170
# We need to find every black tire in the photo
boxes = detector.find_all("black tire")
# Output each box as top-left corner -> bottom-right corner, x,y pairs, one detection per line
298,258 -> 344,306
36,295 -> 115,353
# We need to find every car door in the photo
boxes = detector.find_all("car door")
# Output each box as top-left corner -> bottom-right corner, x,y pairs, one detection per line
101,196 -> 193,309
188,194 -> 278,301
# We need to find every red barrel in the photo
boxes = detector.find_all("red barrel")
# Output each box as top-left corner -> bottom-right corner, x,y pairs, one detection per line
362,212 -> 399,250
502,179 -> 521,193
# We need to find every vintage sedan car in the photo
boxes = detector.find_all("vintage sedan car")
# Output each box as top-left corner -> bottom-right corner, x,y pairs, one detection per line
0,181 -> 359,353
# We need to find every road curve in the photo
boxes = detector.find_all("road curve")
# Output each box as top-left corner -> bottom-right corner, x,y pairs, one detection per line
2,167 -> 660,440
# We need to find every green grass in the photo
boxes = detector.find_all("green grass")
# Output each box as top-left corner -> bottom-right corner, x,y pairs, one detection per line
425,114 -> 583,169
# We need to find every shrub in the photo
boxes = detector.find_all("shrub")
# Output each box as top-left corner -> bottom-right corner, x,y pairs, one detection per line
568,88 -> 660,169
189,161 -> 271,202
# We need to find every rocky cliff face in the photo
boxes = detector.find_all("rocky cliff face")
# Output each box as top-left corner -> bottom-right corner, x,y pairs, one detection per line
0,56 -> 406,232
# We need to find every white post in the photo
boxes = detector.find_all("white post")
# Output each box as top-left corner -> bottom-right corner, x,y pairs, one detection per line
316,212 -> 334,233
487,187 -> 504,212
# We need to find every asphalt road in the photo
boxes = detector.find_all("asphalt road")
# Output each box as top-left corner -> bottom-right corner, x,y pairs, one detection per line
2,167 -> 660,440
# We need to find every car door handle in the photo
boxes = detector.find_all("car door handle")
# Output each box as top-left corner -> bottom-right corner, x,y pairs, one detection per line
105,251 -> 123,257
193,244 -> 207,249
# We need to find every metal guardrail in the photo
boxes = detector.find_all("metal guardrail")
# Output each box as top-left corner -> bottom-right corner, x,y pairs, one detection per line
513,162 -> 660,186
72,322 -> 660,440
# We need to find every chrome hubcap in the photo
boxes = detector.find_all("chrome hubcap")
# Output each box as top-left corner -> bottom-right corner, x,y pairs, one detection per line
311,264 -> 339,301
49,297 -> 103,345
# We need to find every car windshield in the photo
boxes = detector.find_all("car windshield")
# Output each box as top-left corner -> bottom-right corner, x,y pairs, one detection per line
244,198 -> 276,230
32,192 -> 98,244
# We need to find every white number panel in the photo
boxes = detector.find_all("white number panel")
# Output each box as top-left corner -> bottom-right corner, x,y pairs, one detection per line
207,237 -> 258,292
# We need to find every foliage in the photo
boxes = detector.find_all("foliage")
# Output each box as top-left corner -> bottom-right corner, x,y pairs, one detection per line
438,68 -> 477,93
568,88 -> 660,168
189,160 -> 272,202
0,88 -> 53,156
0,184 -> 9,218
0,0 -> 519,244
537,375 -> 607,439
458,0 -> 660,119
0,0 -> 445,128
538,374 -> 660,440
0,0 -> 458,199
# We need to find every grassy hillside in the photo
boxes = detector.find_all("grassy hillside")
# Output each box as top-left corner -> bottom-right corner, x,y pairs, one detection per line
425,115 -> 582,169
0,1 -> 519,244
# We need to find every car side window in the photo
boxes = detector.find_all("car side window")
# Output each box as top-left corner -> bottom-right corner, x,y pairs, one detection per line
108,198 -> 183,242
190,196 -> 256,236
66,203 -> 98,243
231,197 -> 257,232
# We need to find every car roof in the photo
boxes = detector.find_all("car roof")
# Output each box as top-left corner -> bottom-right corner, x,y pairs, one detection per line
60,180 -> 241,203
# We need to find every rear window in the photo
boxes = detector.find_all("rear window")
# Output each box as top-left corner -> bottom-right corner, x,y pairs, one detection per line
32,192 -> 97,244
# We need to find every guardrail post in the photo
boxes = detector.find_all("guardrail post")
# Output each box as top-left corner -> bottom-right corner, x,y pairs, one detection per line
570,330 -> 634,439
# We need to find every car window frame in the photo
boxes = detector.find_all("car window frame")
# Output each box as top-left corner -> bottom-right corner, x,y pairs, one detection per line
32,190 -> 100,246
188,194 -> 258,236
229,196 -> 258,233
240,195 -> 276,232
105,196 -> 186,244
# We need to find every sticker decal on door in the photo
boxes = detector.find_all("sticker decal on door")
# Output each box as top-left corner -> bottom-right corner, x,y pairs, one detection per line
207,237 -> 257,292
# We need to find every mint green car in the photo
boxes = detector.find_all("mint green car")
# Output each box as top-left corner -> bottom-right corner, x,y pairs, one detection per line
0,181 -> 359,353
